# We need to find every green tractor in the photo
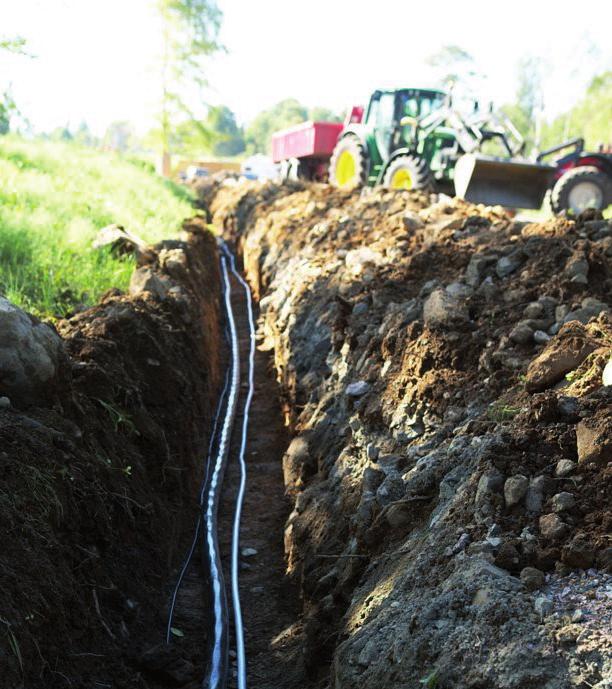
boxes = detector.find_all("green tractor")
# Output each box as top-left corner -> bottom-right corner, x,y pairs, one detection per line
328,87 -> 554,209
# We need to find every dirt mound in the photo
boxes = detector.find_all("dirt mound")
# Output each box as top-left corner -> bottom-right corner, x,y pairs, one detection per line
0,219 -> 221,688
204,180 -> 611,689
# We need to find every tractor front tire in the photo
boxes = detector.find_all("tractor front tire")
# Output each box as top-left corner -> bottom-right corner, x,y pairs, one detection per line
383,154 -> 433,192
329,136 -> 367,190
550,166 -> 612,215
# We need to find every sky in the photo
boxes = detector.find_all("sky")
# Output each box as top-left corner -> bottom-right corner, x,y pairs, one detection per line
1,0 -> 611,137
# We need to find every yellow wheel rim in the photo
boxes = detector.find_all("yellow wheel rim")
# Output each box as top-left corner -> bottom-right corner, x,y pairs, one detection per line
390,168 -> 413,190
335,149 -> 357,188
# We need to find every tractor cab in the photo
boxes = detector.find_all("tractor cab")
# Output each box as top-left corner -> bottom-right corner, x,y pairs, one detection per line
361,88 -> 447,181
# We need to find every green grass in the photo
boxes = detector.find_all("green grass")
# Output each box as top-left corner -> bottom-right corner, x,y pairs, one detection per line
0,136 -> 194,318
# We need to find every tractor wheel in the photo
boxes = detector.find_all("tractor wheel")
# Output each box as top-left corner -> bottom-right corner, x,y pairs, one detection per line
383,154 -> 433,191
550,166 -> 612,215
329,136 -> 367,189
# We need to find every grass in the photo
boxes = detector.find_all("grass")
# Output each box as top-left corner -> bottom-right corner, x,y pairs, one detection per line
0,136 -> 194,318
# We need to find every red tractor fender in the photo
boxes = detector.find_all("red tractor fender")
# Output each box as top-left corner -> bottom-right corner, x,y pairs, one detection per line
555,153 -> 612,180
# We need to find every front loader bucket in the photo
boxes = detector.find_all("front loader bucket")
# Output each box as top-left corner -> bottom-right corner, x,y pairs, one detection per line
454,154 -> 556,210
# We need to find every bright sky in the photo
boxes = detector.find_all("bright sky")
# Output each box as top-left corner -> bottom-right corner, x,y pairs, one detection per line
2,0 -> 611,136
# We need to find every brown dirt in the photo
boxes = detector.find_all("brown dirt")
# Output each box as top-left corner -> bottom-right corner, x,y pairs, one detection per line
0,220 -> 223,688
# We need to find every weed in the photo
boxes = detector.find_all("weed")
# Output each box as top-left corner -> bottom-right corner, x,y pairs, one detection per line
419,669 -> 439,688
487,402 -> 521,422
95,399 -> 138,435
1,617 -> 23,674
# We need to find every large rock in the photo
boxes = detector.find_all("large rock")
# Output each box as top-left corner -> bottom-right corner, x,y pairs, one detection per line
576,412 -> 611,465
129,267 -> 172,300
423,289 -> 469,328
0,297 -> 66,407
525,321 -> 599,392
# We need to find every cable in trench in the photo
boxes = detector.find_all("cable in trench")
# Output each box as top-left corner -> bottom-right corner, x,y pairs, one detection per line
220,241 -> 255,689
165,242 -> 254,689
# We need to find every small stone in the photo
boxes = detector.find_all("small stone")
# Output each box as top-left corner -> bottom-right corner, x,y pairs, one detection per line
555,459 -> 576,477
571,609 -> 585,622
403,210 -> 424,231
533,330 -> 550,344
562,537 -> 595,569
366,444 -> 379,461
555,304 -> 570,322
250,586 -> 264,593
509,322 -> 534,345
494,542 -> 520,571
346,381 -> 370,397
0,396 -> 10,409
520,566 -> 545,591
496,251 -> 523,278
551,492 -> 576,513
423,289 -> 469,328
241,547 -> 258,558
352,301 -> 369,317
534,594 -> 553,618
475,469 -> 504,506
525,476 -> 546,514
523,302 -> 545,319
445,281 -> 473,299
504,474 -> 529,507
576,418 -> 611,465
539,513 -> 567,541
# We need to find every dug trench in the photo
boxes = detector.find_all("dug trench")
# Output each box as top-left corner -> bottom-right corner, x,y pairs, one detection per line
2,175 -> 611,689
0,209 -> 305,689
203,178 -> 611,689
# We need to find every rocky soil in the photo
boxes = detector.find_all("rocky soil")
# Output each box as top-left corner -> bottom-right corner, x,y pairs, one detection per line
0,219 -> 222,688
203,178 -> 611,689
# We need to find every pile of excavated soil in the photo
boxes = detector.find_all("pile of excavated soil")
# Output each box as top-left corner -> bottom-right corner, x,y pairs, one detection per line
202,178 -> 611,689
0,219 -> 222,688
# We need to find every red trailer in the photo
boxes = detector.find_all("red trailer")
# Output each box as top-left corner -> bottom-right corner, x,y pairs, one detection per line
272,106 -> 364,181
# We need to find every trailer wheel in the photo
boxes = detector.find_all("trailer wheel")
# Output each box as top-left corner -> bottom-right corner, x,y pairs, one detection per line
329,136 -> 367,189
550,166 -> 612,214
383,154 -> 433,191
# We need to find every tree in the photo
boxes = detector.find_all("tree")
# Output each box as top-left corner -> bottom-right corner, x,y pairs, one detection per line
540,71 -> 612,150
426,45 -> 477,88
103,121 -> 135,152
245,99 -> 341,154
500,56 -> 545,153
205,105 -> 245,156
0,89 -> 17,135
156,0 -> 223,174
0,36 -> 33,134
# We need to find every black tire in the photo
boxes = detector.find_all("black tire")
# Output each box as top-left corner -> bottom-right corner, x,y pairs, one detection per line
382,153 -> 433,191
550,165 -> 612,214
329,135 -> 368,189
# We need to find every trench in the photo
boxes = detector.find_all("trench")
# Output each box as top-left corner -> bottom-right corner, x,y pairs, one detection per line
154,242 -> 308,689
215,253 -> 305,689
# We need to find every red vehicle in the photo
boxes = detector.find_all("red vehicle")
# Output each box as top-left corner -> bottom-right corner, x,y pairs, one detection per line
537,138 -> 612,214
272,107 -> 363,181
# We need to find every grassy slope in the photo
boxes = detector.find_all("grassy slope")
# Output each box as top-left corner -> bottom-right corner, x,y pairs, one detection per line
0,136 -> 194,317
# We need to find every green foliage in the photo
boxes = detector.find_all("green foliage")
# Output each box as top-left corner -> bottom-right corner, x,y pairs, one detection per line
500,56 -> 544,152
540,71 -> 612,150
0,136 -> 193,317
427,44 -> 478,87
419,669 -> 439,688
205,105 -> 245,156
0,36 -> 29,56
245,99 -> 342,154
156,0 -> 223,160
